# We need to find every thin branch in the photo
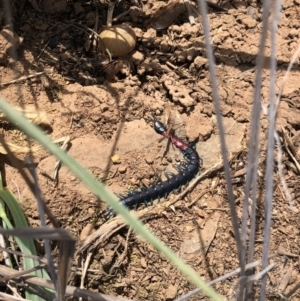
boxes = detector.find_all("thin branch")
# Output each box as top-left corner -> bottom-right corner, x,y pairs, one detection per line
0,264 -> 135,301
259,1 -> 282,299
196,0 -> 243,294
174,255 -> 277,301
25,158 -> 58,295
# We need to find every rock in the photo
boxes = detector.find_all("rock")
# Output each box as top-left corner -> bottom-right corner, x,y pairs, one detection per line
181,22 -> 201,36
164,79 -> 195,108
194,56 -> 207,69
100,103 -> 109,112
165,285 -> 178,300
118,165 -> 127,173
88,208 -> 95,214
196,209 -> 206,218
143,28 -> 156,40
132,50 -> 144,63
197,117 -> 245,169
145,157 -> 153,164
240,15 -> 257,28
111,154 -> 121,164
198,123 -> 214,141
140,257 -> 147,268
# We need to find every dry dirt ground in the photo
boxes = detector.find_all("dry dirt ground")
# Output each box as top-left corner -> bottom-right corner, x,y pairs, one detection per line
0,0 -> 300,300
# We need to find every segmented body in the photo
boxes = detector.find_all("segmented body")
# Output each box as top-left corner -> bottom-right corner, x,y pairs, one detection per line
104,120 -> 201,219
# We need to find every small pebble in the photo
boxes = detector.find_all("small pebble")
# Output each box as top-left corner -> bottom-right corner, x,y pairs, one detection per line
100,103 -> 109,112
246,6 -> 258,20
88,208 -> 95,214
165,285 -> 178,300
241,15 -> 257,28
130,177 -> 138,185
145,157 -> 153,164
196,209 -> 205,218
111,154 -> 121,164
166,156 -> 172,163
194,56 -> 207,69
140,257 -> 147,268
132,50 -> 144,63
118,165 -> 127,173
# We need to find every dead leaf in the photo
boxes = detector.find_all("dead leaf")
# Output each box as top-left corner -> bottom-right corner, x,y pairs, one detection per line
0,137 -> 68,154
0,105 -> 50,126
151,0 -> 185,30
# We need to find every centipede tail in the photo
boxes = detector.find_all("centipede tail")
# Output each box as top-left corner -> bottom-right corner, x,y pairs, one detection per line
103,120 -> 201,219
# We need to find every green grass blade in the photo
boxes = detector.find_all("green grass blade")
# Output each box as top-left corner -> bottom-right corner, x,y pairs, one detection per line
0,98 -> 223,300
0,176 -> 52,301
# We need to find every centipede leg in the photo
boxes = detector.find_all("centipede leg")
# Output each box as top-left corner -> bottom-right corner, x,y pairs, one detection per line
115,193 -> 127,199
157,174 -> 163,183
144,199 -> 153,207
102,206 -> 115,220
165,172 -> 175,180
175,165 -> 185,172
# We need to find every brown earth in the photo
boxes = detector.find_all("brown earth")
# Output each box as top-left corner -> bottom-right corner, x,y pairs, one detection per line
0,0 -> 300,300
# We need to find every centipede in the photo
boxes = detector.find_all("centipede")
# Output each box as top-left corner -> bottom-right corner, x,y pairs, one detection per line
103,119 -> 201,219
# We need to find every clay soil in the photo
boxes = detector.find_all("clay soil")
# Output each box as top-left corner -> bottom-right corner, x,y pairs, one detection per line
0,0 -> 300,300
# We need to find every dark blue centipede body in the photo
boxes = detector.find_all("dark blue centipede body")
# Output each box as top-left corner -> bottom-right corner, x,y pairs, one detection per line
103,120 -> 201,219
